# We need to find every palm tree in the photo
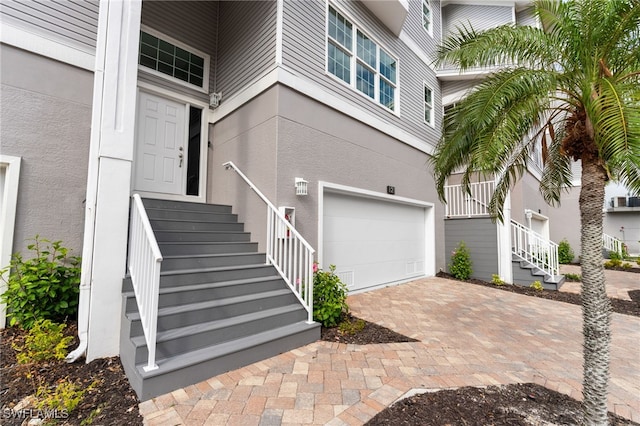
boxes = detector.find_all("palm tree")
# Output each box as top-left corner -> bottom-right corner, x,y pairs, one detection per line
431,0 -> 640,424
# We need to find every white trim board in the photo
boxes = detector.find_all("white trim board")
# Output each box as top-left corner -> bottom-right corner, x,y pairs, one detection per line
209,66 -> 435,156
0,155 -> 22,329
0,22 -> 95,71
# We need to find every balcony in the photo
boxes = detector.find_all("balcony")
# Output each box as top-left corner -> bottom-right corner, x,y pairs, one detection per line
607,196 -> 640,213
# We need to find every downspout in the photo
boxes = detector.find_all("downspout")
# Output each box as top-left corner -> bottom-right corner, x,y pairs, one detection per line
66,0 -> 110,363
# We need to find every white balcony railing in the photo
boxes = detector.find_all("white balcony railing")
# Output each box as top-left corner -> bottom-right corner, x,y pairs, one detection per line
444,181 -> 495,217
127,194 -> 162,372
223,162 -> 315,323
602,233 -> 623,255
511,220 -> 559,279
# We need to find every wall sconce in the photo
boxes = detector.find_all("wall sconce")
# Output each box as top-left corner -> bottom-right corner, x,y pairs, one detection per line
295,177 -> 308,196
209,92 -> 222,108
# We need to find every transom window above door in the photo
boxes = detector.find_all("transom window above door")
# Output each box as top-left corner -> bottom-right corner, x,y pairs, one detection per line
327,5 -> 398,112
138,29 -> 209,91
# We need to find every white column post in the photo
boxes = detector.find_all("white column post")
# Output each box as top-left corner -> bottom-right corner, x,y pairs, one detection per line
496,190 -> 513,284
77,0 -> 142,361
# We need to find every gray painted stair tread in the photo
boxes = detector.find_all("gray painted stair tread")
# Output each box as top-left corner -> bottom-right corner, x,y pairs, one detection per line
159,263 -> 271,277
137,321 -> 318,378
131,304 -> 304,346
126,288 -> 292,321
163,252 -> 265,260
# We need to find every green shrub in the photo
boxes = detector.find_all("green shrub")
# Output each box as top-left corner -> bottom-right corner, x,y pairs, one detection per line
530,280 -> 544,291
491,274 -> 505,286
557,239 -> 574,264
604,258 -> 622,269
608,251 -> 622,261
13,319 -> 73,364
36,379 -> 97,413
0,236 -> 81,328
313,264 -> 348,327
564,273 -> 582,282
637,258 -> 640,266
338,318 -> 365,335
621,262 -> 632,270
449,241 -> 473,280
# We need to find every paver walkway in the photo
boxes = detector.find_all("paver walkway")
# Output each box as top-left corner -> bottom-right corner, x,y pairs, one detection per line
140,277 -> 640,425
560,264 -> 639,301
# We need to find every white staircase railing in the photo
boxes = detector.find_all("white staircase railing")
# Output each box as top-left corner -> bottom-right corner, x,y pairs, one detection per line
223,162 -> 315,323
444,181 -> 495,217
511,220 -> 559,280
602,233 -> 623,255
128,194 -> 162,372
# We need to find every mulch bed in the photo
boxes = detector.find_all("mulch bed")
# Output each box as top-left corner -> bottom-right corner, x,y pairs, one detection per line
436,271 -> 640,317
0,323 -> 143,426
365,383 -> 638,425
2,270 -> 638,425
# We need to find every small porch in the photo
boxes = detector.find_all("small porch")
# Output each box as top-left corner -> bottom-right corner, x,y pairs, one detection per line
443,180 -> 564,289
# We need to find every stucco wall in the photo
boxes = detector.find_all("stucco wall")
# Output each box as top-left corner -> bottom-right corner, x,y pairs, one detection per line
208,84 -> 446,272
0,44 -> 92,258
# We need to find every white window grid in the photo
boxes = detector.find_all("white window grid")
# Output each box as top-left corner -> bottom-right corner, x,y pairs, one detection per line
327,5 -> 399,112
424,83 -> 434,126
422,0 -> 433,36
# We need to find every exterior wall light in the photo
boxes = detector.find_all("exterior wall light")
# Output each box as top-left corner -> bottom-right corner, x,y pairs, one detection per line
295,177 -> 308,196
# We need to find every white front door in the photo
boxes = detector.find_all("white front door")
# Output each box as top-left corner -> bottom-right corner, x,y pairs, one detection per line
134,91 -> 187,195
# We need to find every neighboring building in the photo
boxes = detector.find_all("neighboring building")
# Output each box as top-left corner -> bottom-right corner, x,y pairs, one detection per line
1,0 -> 601,398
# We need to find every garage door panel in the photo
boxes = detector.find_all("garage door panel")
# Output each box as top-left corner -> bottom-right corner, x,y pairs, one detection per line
323,192 -> 427,292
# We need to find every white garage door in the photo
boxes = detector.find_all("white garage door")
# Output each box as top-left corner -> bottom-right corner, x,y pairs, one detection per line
323,192 -> 426,292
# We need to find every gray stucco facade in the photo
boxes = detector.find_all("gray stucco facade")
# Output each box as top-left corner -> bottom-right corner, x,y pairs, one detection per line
0,44 -> 93,256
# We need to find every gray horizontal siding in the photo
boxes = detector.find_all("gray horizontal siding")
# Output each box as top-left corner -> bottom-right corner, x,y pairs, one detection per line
403,0 -> 441,56
216,1 -> 277,98
445,218 -> 498,282
516,7 -> 537,27
441,79 -> 476,100
0,0 -> 99,52
442,4 -> 513,38
140,0 -> 218,99
282,0 -> 441,151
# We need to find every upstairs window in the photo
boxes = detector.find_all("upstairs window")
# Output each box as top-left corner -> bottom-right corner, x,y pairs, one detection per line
327,6 -> 398,112
139,30 -> 207,90
424,84 -> 434,126
422,0 -> 432,36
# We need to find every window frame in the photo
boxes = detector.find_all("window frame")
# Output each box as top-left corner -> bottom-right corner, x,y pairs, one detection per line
326,4 -> 399,114
423,83 -> 434,127
138,25 -> 210,94
422,0 -> 433,37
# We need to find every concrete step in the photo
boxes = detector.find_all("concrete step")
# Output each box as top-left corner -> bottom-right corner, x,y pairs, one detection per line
128,304 -> 308,364
161,253 -> 266,271
154,230 -> 251,243
141,198 -> 232,214
158,241 -> 258,256
123,321 -> 319,401
123,275 -> 288,311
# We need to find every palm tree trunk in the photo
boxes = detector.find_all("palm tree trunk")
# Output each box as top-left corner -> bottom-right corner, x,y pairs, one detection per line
579,159 -> 611,426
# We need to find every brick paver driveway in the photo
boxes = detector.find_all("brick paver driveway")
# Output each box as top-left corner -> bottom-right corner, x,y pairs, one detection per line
141,277 -> 640,425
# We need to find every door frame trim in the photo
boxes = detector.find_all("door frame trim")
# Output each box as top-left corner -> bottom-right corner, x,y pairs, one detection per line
133,83 -> 209,203
317,181 -> 436,282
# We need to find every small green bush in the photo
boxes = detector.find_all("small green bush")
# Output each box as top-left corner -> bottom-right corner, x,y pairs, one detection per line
449,241 -> 473,280
36,379 -> 97,413
0,236 -> 81,328
564,273 -> 582,282
608,251 -> 622,261
604,258 -> 622,269
530,280 -> 544,292
313,264 -> 348,327
491,274 -> 505,286
338,318 -> 365,335
621,262 -> 632,270
637,258 -> 640,266
13,319 -> 73,364
557,239 -> 574,264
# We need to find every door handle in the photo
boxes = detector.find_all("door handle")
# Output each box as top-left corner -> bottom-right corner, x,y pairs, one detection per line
178,147 -> 183,168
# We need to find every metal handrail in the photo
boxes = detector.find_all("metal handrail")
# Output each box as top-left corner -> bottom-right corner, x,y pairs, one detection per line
444,181 -> 495,217
128,194 -> 162,371
510,220 -> 559,279
223,161 -> 315,323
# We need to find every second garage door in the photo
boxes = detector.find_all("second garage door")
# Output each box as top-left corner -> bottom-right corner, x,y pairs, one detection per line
322,191 -> 427,292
